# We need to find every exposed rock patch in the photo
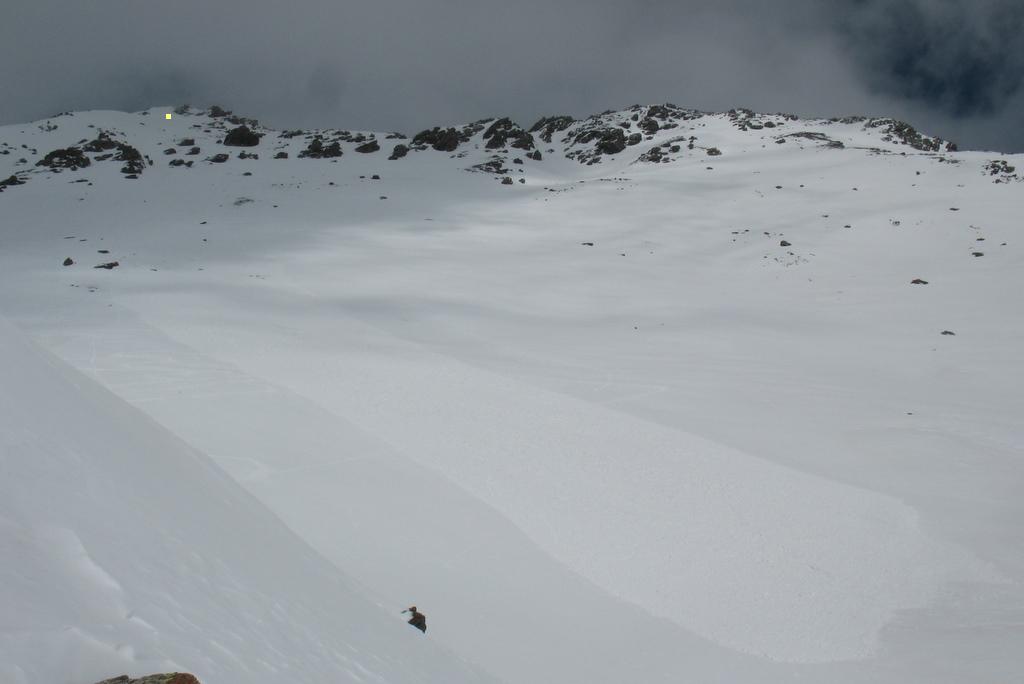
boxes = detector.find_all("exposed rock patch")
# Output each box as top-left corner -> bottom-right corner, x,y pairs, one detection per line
94,674 -> 201,684
36,147 -> 91,170
482,118 -> 535,150
223,126 -> 262,147
529,115 -> 575,143
298,137 -> 343,159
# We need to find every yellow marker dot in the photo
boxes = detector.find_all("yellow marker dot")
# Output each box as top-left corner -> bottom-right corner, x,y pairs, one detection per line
165,113 -> 172,120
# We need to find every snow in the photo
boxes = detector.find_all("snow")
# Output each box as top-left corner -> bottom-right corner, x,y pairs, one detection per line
1,105 -> 1022,682
0,317 -> 495,684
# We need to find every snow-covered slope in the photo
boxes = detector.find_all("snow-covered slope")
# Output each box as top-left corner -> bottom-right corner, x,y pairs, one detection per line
0,317 -> 495,684
1,103 -> 1022,683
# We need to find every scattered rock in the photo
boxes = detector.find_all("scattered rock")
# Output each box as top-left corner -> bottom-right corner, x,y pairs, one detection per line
371,174 -> 380,180
94,261 -> 120,270
706,147 -> 722,156
179,138 -> 196,146
501,176 -> 514,185
274,151 -> 289,159
911,278 -> 928,285
62,257 -> 74,266
355,140 -> 380,153
168,158 -> 186,167
388,144 -> 409,160
163,148 -> 177,155
941,330 -> 956,336
581,242 -> 594,246
972,252 -> 984,257
780,240 -> 791,247
208,153 -> 230,163
186,146 -> 201,156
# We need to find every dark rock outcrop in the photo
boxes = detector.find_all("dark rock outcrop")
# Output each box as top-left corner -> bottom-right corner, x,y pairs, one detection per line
94,674 -> 201,684
82,132 -> 120,153
411,127 -> 461,152
114,143 -> 145,175
388,144 -> 409,160
355,140 -> 380,153
223,126 -> 262,147
864,118 -> 954,152
36,147 -> 91,170
482,118 -> 535,150
529,116 -> 575,143
578,128 -> 627,155
298,137 -> 343,159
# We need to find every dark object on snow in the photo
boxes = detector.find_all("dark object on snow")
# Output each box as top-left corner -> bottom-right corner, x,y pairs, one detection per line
910,278 -> 929,285
411,127 -> 461,152
94,674 -> 201,684
402,606 -> 426,633
36,147 -> 91,170
355,140 -> 380,153
0,174 -> 25,189
274,151 -> 288,159
62,257 -> 74,266
501,176 -> 514,185
209,153 -> 230,163
94,261 -> 120,270
780,240 -> 791,247
223,126 -> 261,147
941,330 -> 956,336
581,242 -> 594,246
298,137 -> 343,159
388,144 -> 409,160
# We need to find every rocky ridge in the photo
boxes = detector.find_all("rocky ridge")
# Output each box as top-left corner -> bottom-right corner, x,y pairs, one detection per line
0,102 -> 992,195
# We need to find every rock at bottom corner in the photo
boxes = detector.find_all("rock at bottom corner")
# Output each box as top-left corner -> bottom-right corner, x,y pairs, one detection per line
95,673 -> 202,684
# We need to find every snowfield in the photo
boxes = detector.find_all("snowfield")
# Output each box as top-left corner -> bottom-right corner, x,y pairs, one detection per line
1,104 -> 1021,683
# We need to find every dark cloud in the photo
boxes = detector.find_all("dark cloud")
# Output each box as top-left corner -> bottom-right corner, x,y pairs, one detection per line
838,0 -> 1024,116
0,0 -> 1021,151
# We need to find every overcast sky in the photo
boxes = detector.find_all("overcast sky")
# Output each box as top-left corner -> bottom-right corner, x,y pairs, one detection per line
2,0 -> 1022,152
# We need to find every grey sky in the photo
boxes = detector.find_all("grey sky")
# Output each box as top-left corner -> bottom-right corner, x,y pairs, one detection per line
2,0 -> 1021,152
